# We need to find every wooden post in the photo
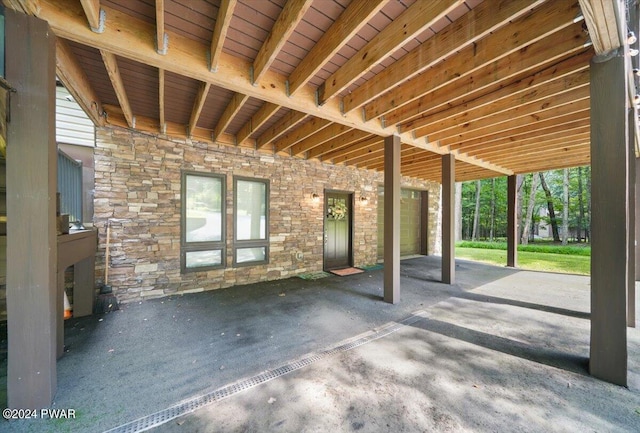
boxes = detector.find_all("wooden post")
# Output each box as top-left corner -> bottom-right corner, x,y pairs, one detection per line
6,10 -> 58,408
442,154 -> 455,284
590,49 -> 628,386
383,135 -> 400,304
636,157 -> 640,284
629,114 -> 636,328
507,175 -> 518,268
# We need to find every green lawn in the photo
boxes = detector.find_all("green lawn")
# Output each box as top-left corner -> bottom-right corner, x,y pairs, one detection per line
455,247 -> 590,275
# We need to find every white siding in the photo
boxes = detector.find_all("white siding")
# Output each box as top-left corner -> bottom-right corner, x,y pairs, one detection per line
56,86 -> 95,147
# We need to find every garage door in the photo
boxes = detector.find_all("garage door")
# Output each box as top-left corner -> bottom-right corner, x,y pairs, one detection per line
377,187 -> 425,260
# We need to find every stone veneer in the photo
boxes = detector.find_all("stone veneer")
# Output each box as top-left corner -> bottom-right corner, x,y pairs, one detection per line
93,126 -> 441,303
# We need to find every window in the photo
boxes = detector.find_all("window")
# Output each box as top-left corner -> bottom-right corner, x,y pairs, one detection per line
181,171 -> 225,272
233,177 -> 269,266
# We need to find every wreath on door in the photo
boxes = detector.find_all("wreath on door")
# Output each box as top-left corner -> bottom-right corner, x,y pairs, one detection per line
327,202 -> 348,220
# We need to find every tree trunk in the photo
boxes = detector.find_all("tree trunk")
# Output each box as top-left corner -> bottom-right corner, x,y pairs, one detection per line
562,168 -> 569,245
472,180 -> 481,241
455,182 -> 463,242
585,166 -> 591,242
516,174 -> 524,243
521,174 -> 539,245
489,178 -> 495,242
539,172 -> 560,242
577,166 -> 584,242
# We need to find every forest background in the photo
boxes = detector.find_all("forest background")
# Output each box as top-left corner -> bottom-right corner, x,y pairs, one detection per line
457,166 -> 590,245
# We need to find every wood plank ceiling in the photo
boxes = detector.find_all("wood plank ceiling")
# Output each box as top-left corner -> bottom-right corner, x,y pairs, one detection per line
13,0 -> 594,182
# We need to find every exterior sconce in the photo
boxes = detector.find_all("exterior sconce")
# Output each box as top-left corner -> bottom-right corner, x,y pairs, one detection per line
312,193 -> 320,202
359,196 -> 368,204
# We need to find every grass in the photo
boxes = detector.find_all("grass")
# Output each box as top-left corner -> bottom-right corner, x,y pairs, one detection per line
457,240 -> 590,256
455,246 -> 590,275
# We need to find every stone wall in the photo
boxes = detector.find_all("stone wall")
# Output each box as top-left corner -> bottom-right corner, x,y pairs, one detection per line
94,126 -> 441,303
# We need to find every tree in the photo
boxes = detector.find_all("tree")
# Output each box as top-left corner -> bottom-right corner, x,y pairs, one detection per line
521,173 -> 539,245
539,172 -> 560,242
489,178 -> 496,242
516,174 -> 524,241
562,168 -> 569,245
577,166 -> 586,242
472,180 -> 481,240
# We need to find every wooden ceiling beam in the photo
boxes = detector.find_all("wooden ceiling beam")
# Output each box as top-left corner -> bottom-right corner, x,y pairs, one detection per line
80,0 -> 102,32
400,52 -> 591,134
465,130 -> 591,158
492,146 -> 590,167
158,68 -> 165,133
508,154 -> 591,174
210,0 -> 237,72
421,86 -> 590,143
290,123 -> 353,157
317,0 -> 464,105
347,149 -> 385,168
56,37 -> 104,126
365,1 -> 583,122
451,115 -> 590,152
578,0 -> 622,55
256,110 -> 308,149
384,26 -> 590,128
155,0 -> 166,54
3,0 -> 40,14
287,0 -> 388,96
100,50 -> 134,128
309,130 -> 372,160
188,81 -> 212,138
236,102 -> 280,145
471,136 -> 590,161
252,0 -> 313,85
435,97 -> 590,149
212,92 -> 249,142
415,75 -> 589,140
323,136 -> 383,164
37,0 -> 511,175
273,118 -> 332,153
102,103 -> 238,148
342,0 -> 547,113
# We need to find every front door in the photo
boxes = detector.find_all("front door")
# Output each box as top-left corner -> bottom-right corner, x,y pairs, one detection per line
324,192 -> 352,270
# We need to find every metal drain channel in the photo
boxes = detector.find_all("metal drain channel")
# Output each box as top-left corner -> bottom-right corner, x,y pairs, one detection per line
104,310 -> 428,433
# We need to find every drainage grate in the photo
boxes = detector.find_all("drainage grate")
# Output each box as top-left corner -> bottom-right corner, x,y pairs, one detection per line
103,310 -> 428,433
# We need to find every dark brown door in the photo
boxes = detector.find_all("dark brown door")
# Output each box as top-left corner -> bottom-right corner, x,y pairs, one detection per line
324,192 -> 351,270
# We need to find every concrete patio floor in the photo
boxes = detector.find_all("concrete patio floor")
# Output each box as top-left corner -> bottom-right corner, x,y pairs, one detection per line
2,256 -> 640,432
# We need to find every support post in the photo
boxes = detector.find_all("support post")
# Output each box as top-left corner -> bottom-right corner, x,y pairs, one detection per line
6,11 -> 58,407
441,154 -> 455,284
636,157 -> 640,284
507,175 -> 518,268
590,49 -> 629,386
629,115 -> 636,328
383,135 -> 401,303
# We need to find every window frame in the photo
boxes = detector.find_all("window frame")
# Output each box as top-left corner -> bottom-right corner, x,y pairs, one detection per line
180,170 -> 226,273
232,176 -> 270,267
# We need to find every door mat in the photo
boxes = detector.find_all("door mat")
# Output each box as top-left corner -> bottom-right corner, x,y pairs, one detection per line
298,271 -> 331,280
329,267 -> 365,277
360,263 -> 384,271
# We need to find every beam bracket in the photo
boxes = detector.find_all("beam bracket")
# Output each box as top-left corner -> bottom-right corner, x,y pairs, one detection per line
156,32 -> 169,56
90,9 -> 106,34
250,65 -> 257,87
285,80 -> 290,97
